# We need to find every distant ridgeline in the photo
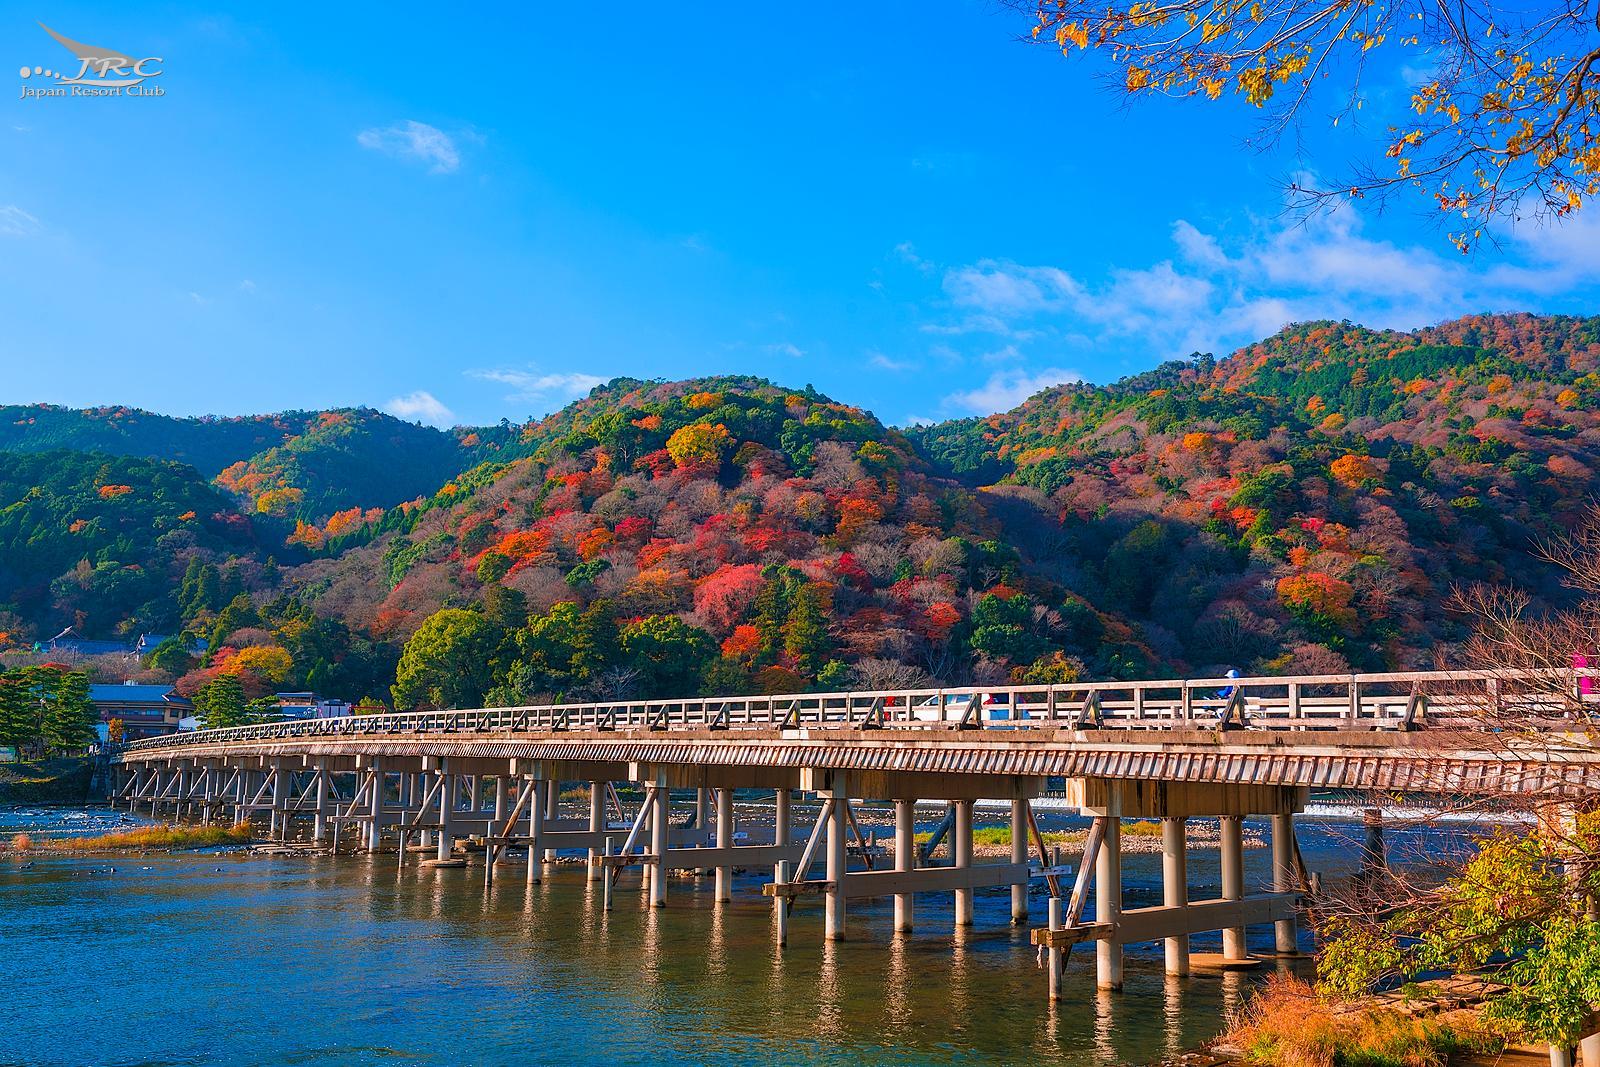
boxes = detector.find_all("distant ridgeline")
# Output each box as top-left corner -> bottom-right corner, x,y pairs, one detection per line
0,313 -> 1596,710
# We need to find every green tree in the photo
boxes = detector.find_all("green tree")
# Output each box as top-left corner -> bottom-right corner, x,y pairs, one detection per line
391,608 -> 499,710
144,635 -> 194,675
573,600 -> 619,682
178,557 -> 224,620
970,591 -> 1045,663
194,673 -> 248,728
620,614 -> 715,698
208,593 -> 260,650
1320,821 -> 1600,1049
39,668 -> 94,753
782,583 -> 831,675
0,671 -> 38,754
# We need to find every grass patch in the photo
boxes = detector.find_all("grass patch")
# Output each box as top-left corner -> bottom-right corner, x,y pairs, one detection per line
1225,975 -> 1505,1067
913,820 -> 1162,847
14,824 -> 253,853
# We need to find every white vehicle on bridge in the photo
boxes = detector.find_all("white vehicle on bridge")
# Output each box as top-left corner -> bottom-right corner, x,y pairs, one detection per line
907,691 -> 1021,727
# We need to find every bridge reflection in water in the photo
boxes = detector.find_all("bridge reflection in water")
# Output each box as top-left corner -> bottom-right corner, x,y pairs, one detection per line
113,669 -> 1599,1000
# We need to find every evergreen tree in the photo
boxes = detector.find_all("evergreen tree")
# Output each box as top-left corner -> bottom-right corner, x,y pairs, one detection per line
208,593 -> 260,650
42,670 -> 95,752
194,673 -> 247,728
0,672 -> 37,754
782,584 -> 832,676
144,635 -> 194,675
573,600 -> 619,682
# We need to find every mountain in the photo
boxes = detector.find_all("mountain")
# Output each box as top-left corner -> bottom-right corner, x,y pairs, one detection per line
0,404 -> 495,520
909,313 -> 1600,674
286,376 -> 1060,698
0,450 -> 260,639
2,313 -> 1596,707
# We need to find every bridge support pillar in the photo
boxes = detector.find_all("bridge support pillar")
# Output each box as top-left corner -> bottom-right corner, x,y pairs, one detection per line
695,787 -> 712,875
774,788 -> 791,891
272,761 -> 289,840
1097,810 -> 1123,990
232,768 -> 249,826
201,763 -> 217,825
360,759 -> 380,852
1162,817 -> 1190,975
1011,798 -> 1029,925
543,780 -> 558,862
434,762 -> 453,861
953,799 -> 974,927
824,775 -> 848,940
714,787 -> 734,902
649,775 -> 668,907
588,781 -> 605,881
312,759 -> 329,843
1272,813 -> 1299,954
527,775 -> 545,885
894,798 -> 915,933
1221,815 -> 1246,960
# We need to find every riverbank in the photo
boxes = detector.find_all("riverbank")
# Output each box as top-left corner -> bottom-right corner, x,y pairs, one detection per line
0,758 -> 93,804
1210,974 -> 1570,1067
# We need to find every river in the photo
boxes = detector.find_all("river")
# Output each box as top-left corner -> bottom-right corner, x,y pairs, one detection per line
1,806 -> 1478,1065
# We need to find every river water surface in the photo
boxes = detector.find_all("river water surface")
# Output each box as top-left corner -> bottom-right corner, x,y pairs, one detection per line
2,807 -> 1472,1066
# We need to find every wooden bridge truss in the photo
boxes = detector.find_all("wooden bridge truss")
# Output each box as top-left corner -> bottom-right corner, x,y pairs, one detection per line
112,668 -> 1600,998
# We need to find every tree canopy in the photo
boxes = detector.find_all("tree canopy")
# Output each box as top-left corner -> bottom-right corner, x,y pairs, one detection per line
1021,0 -> 1600,249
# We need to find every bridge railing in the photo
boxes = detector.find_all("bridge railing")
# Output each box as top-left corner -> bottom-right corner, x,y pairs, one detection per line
122,668 -> 1588,754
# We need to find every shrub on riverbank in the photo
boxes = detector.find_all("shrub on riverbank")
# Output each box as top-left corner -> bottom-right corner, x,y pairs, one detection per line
12,824 -> 252,852
1224,976 -> 1503,1067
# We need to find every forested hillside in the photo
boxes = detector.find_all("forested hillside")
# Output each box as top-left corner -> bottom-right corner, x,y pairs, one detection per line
910,313 -> 1600,675
2,313 -> 1596,711
0,404 -> 497,519
0,451 -> 260,640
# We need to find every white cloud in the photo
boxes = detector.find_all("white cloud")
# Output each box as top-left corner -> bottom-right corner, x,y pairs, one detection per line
238,279 -> 257,294
469,368 -> 606,408
902,413 -> 936,427
944,260 -> 1082,316
900,194 -> 1600,417
944,367 -> 1081,415
763,342 -> 805,358
385,390 -> 456,428
0,205 -> 39,237
357,120 -> 463,173
868,350 -> 912,371
1171,219 -> 1228,270
894,241 -> 936,274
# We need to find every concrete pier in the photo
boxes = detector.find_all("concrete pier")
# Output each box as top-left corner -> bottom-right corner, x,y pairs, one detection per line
1010,798 -> 1029,925
1161,817 -> 1189,975
893,799 -> 915,933
1096,812 -> 1123,990
1272,812 -> 1298,954
714,788 -> 734,902
1220,816 -> 1245,961
953,799 -> 974,927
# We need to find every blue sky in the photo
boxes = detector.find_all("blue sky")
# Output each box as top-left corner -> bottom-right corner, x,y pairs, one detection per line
3,4 -> 1599,430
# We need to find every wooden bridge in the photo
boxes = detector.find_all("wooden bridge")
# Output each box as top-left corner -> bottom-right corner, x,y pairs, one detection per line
111,668 -> 1600,998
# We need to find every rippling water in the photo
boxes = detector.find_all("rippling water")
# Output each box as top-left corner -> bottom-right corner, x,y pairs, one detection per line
1,807 -> 1475,1066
